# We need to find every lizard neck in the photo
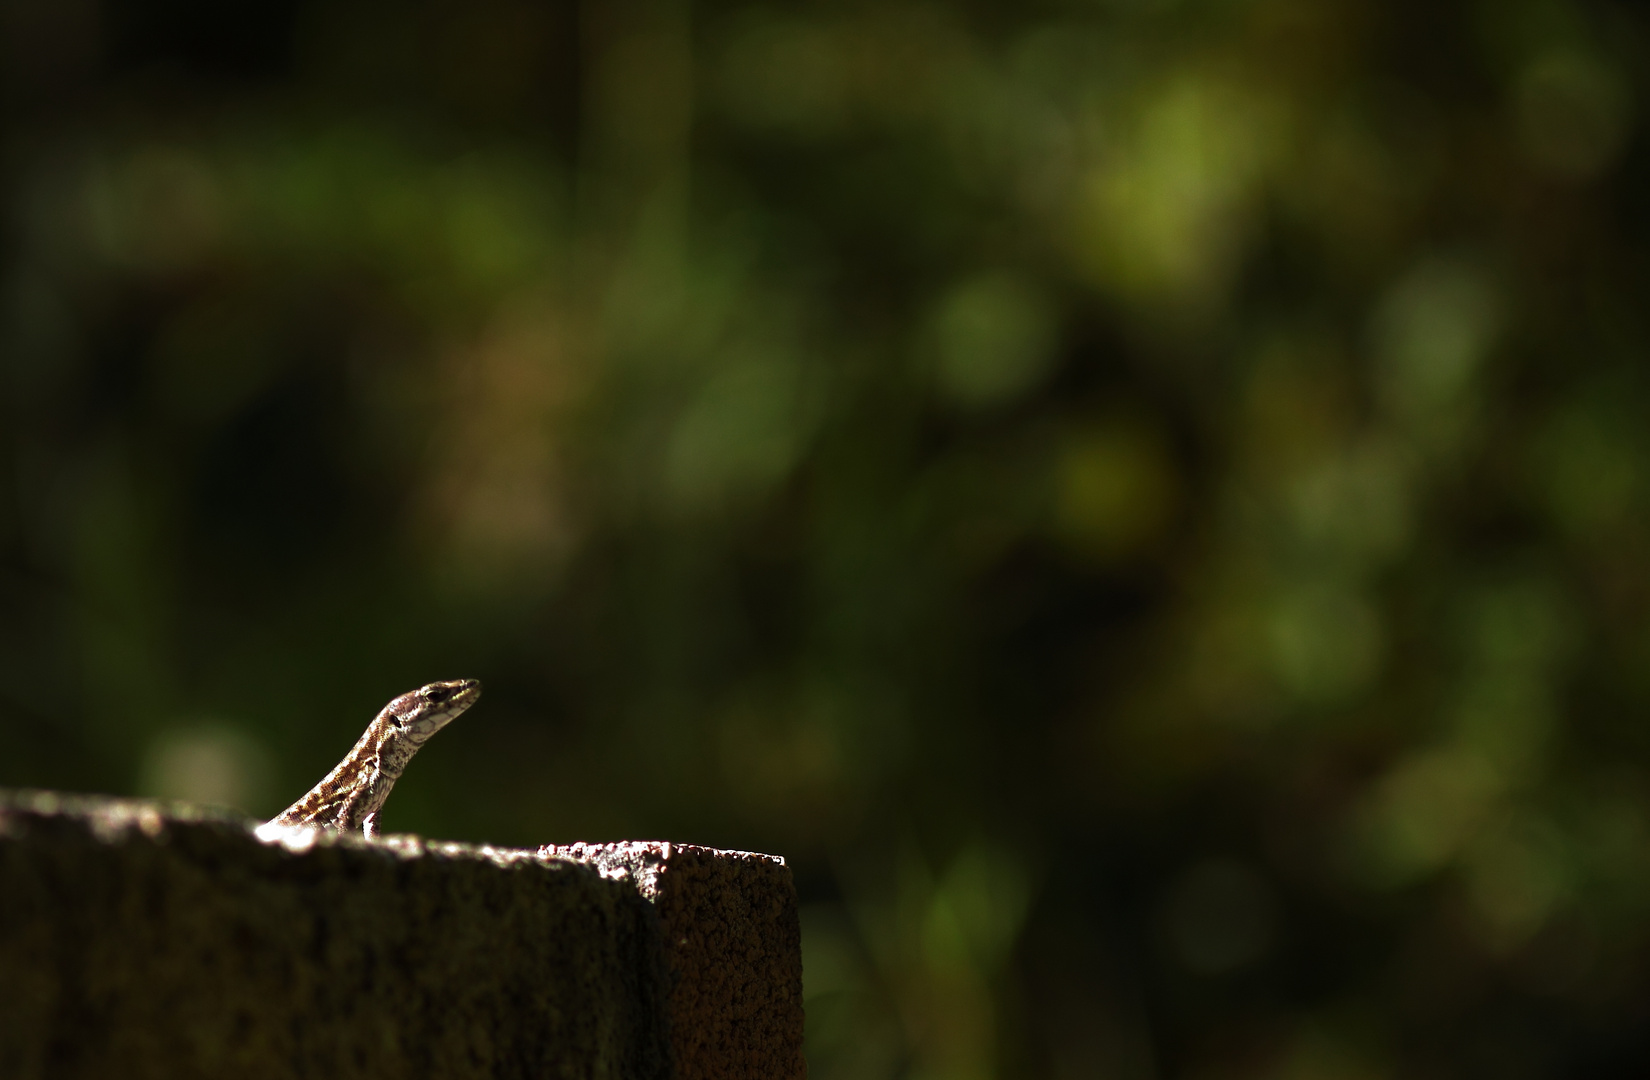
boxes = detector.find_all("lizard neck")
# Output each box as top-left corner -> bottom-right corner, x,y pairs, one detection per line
372,721 -> 421,784
267,706 -> 413,832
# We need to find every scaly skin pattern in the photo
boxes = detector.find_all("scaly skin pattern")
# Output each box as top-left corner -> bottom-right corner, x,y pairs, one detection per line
261,679 -> 481,840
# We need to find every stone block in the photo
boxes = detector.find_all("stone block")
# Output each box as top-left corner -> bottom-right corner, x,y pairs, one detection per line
0,790 -> 802,1080
546,842 -> 805,1080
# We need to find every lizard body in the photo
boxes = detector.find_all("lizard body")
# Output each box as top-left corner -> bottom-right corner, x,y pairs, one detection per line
260,679 -> 481,840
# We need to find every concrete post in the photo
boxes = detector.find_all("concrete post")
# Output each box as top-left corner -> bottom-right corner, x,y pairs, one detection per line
0,790 -> 804,1080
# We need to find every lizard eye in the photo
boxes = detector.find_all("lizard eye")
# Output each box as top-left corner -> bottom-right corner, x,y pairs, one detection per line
422,686 -> 452,704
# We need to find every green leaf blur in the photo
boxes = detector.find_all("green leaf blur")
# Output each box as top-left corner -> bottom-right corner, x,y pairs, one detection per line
3,0 -> 1648,1075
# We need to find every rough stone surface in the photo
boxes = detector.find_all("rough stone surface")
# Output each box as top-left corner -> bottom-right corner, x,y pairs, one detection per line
546,842 -> 805,1080
0,791 -> 673,1080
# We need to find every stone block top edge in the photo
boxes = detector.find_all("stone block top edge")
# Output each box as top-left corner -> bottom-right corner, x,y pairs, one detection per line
1,788 -> 789,879
546,839 -> 788,867
542,841 -> 792,901
1,787 -> 252,839
0,788 -> 567,873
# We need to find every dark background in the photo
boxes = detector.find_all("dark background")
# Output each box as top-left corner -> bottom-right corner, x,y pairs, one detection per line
3,0 -> 1649,1076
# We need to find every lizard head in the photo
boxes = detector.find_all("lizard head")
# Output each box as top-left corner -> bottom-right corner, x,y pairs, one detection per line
387,678 -> 482,743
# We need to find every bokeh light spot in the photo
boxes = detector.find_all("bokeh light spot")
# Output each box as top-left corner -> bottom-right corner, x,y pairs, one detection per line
931,271 -> 1058,409
717,15 -> 848,137
1465,811 -> 1572,950
86,147 -> 225,273
1268,581 -> 1383,704
1514,50 -> 1632,180
664,352 -> 815,512
1370,255 -> 1499,422
1079,75 -> 1276,312
139,724 -> 274,815
1053,418 -> 1177,561
1353,747 -> 1503,886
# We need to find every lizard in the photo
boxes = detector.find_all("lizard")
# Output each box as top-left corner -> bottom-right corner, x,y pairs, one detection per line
258,679 -> 482,841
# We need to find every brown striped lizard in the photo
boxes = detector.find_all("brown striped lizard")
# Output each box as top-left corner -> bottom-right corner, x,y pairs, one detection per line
257,679 -> 481,841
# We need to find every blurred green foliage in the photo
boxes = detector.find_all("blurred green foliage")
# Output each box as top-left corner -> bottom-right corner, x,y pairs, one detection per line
3,0 -> 1649,1075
